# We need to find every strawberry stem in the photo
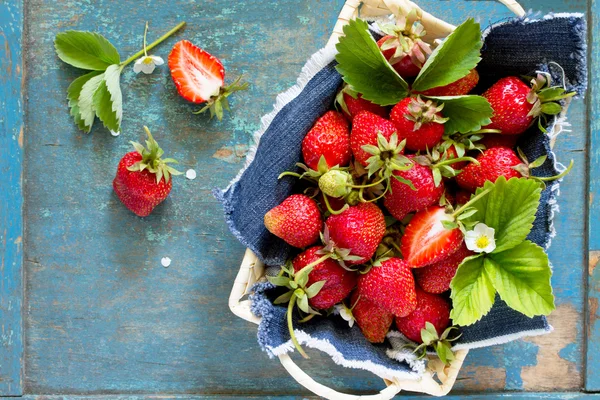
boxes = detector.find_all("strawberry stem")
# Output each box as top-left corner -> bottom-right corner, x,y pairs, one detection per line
536,159 -> 574,181
120,21 -> 186,69
296,254 -> 332,277
470,129 -> 502,134
278,171 -> 303,179
322,193 -> 349,215
287,295 -> 309,359
434,156 -> 479,168
451,188 -> 491,218
347,176 -> 387,189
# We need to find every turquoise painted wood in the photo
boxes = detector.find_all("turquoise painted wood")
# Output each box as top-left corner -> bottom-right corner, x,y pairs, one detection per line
1,394 -> 600,400
0,0 -> 593,397
0,0 -> 24,396
587,0 -> 600,392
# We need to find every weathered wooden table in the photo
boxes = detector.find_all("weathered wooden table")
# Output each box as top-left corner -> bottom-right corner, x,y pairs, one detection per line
1,0 -> 599,398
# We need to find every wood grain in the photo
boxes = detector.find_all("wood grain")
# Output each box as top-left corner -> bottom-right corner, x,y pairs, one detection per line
587,0 -> 600,391
0,0 -> 24,395
10,0 -> 592,397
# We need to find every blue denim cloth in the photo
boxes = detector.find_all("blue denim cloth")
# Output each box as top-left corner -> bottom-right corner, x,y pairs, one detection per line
216,14 -> 587,377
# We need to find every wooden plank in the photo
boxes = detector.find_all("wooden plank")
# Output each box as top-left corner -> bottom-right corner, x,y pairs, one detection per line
0,0 -> 24,396
19,0 -> 589,396
2,393 -> 600,400
587,0 -> 600,392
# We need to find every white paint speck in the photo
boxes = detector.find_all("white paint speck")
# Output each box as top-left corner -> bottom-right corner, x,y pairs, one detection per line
185,169 -> 197,180
161,257 -> 171,268
110,130 -> 120,137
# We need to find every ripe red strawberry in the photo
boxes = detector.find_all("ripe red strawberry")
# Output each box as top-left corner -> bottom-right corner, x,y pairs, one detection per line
325,202 -> 386,265
390,97 -> 447,151
395,287 -> 451,343
358,258 -> 417,317
480,133 -> 520,149
401,206 -> 463,268
168,40 -> 247,120
418,69 -> 479,97
292,247 -> 357,310
350,111 -> 399,166
456,147 -> 522,192
351,290 -> 394,343
264,194 -> 322,248
415,244 -> 474,293
113,127 -> 182,217
301,111 -> 351,170
376,18 -> 432,79
378,35 -> 422,78
482,76 -> 534,135
383,156 -> 445,221
338,89 -> 388,121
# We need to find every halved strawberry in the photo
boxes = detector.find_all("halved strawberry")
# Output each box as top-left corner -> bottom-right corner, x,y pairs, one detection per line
401,206 -> 463,268
168,40 -> 247,120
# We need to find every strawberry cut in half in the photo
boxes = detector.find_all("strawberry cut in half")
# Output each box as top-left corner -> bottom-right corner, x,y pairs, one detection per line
168,40 -> 248,120
401,206 -> 464,268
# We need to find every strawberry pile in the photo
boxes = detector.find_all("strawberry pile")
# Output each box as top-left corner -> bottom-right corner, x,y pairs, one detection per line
262,15 -> 574,362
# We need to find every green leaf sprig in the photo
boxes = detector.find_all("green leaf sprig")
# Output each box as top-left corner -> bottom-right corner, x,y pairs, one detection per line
450,177 -> 555,326
267,258 -> 329,359
55,21 -> 186,134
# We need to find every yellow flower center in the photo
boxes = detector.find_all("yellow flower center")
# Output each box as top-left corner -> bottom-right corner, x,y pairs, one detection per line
143,57 -> 154,64
476,235 -> 490,249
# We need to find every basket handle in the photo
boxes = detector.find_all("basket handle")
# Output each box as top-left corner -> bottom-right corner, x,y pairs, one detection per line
278,348 -> 469,399
327,0 -> 526,47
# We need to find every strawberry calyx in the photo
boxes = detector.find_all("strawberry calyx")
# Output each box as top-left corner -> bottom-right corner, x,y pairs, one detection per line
193,75 -> 249,121
379,11 -> 432,68
267,258 -> 329,359
373,219 -> 405,261
405,96 -> 449,130
413,149 -> 479,187
404,322 -> 462,366
360,132 -> 414,200
318,226 -> 364,270
441,188 -> 492,233
437,128 -> 498,157
525,72 -> 576,132
512,147 -> 574,185
127,126 -> 183,184
334,84 -> 359,116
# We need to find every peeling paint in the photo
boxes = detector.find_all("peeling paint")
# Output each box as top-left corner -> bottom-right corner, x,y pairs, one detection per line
590,250 -> 600,275
521,304 -> 581,390
17,125 -> 22,148
590,297 -> 599,338
454,365 -> 506,391
212,144 -> 249,163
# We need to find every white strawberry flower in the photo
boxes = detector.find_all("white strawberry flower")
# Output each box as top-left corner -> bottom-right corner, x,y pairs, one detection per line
133,55 -> 164,74
133,22 -> 164,75
465,223 -> 496,253
335,303 -> 355,328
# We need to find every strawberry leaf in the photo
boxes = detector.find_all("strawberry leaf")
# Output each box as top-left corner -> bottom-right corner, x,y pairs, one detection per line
425,95 -> 493,134
412,18 -> 482,92
55,31 -> 121,71
93,65 -> 123,133
335,18 -> 409,106
463,177 -> 542,253
486,241 -> 555,318
77,72 -> 105,132
450,254 -> 495,326
67,70 -> 103,131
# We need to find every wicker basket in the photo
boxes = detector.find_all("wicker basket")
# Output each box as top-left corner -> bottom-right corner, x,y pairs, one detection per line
229,1 -> 528,398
